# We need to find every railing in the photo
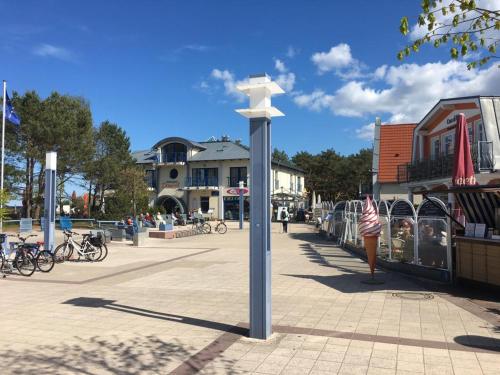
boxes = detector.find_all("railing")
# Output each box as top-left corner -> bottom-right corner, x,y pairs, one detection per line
227,177 -> 247,187
160,152 -> 187,163
185,176 -> 219,187
397,141 -> 495,183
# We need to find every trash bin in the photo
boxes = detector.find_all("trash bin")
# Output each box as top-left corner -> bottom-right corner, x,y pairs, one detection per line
133,229 -> 147,247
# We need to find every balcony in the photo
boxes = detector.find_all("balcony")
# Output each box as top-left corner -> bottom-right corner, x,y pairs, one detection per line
184,176 -> 219,188
227,176 -> 248,187
160,152 -> 187,164
397,141 -> 495,183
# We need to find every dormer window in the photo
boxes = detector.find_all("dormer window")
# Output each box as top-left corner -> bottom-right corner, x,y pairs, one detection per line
161,143 -> 187,163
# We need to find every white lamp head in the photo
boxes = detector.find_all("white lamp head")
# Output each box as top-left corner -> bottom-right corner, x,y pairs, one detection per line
235,73 -> 285,119
46,151 -> 57,170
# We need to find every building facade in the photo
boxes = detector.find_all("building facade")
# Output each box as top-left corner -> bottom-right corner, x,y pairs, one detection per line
133,137 -> 306,220
397,96 -> 499,201
372,121 -> 417,201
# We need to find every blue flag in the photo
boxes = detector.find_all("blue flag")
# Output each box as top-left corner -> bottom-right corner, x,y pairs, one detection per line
5,93 -> 21,126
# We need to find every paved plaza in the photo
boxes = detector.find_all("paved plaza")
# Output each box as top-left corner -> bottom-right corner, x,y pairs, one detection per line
1,223 -> 499,374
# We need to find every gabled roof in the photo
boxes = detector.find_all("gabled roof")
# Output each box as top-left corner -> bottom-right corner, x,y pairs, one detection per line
378,123 -> 416,183
189,141 -> 248,161
132,149 -> 157,164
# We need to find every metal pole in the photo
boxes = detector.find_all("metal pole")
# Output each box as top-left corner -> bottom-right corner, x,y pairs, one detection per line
239,180 -> 244,229
44,152 -> 57,252
249,117 -> 272,339
1,80 -> 6,232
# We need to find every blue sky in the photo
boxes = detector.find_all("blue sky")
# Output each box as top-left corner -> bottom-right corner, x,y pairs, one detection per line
2,0 -> 500,157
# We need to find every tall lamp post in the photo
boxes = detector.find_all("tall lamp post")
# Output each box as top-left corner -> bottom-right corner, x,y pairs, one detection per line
44,152 -> 57,252
236,74 -> 284,339
239,180 -> 244,229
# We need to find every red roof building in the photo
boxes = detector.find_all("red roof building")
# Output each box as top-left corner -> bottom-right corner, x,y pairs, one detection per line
372,121 -> 416,201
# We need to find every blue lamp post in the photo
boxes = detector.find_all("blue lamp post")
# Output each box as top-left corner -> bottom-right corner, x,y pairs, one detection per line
44,152 -> 57,252
236,73 -> 284,340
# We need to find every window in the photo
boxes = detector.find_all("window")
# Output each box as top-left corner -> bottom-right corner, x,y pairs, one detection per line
145,170 -> 156,188
200,197 -> 210,213
229,167 -> 247,187
467,124 -> 474,146
161,143 -> 187,163
476,121 -> 485,142
169,168 -> 178,179
192,168 -> 218,186
431,138 -> 440,160
290,176 -> 294,192
442,133 -> 454,155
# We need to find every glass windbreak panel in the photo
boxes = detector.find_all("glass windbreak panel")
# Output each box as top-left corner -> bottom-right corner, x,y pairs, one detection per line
390,217 -> 415,263
378,216 -> 390,260
476,122 -> 485,141
333,211 -> 343,237
417,218 -> 448,269
355,213 -> 362,246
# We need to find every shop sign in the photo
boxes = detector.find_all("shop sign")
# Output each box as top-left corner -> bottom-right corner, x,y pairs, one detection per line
226,187 -> 249,195
161,181 -> 180,189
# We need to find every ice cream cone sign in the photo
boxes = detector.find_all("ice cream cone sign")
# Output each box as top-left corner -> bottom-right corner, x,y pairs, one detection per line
358,196 -> 381,277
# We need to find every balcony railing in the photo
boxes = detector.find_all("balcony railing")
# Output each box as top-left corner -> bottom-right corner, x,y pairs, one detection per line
185,176 -> 219,187
397,141 -> 495,183
160,152 -> 187,163
227,176 -> 247,187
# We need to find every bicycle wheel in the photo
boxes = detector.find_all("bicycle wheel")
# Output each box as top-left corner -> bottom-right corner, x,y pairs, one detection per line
85,245 -> 102,262
97,243 -> 108,261
15,252 -> 36,276
36,250 -> 55,272
202,222 -> 212,234
217,222 -> 227,234
54,243 -> 72,263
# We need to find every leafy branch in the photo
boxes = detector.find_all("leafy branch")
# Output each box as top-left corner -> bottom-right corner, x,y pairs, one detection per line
398,0 -> 500,69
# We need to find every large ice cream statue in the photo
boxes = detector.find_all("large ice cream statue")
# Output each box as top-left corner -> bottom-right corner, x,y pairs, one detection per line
358,196 -> 382,282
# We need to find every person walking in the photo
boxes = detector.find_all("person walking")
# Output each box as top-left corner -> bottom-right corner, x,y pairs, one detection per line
281,207 -> 290,233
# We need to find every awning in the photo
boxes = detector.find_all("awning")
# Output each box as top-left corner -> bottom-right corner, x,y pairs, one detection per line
416,184 -> 500,228
455,191 -> 500,228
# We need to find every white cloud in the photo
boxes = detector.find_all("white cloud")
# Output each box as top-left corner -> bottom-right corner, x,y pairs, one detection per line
274,59 -> 287,73
355,123 -> 375,141
295,60 -> 500,123
311,43 -> 355,72
311,43 -> 367,79
33,43 -> 74,61
276,72 -> 296,92
273,59 -> 295,92
210,69 -> 247,102
286,45 -> 299,58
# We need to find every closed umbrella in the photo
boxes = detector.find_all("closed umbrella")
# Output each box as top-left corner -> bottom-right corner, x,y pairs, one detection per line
452,113 -> 476,186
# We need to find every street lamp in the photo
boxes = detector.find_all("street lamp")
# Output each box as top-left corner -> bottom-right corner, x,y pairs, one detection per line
236,73 -> 284,340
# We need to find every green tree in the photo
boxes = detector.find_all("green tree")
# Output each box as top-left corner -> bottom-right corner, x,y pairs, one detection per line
272,148 -> 290,163
86,121 -> 134,215
399,0 -> 499,69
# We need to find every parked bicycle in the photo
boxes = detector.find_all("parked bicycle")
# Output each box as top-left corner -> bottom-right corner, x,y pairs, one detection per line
0,234 -> 37,276
54,230 -> 107,263
191,217 -> 211,234
10,233 -> 55,273
214,220 -> 227,234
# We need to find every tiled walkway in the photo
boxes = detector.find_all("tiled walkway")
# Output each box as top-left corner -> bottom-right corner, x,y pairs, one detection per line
1,223 -> 498,374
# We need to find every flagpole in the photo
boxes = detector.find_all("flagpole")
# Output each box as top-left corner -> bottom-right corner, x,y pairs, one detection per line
1,80 -> 6,233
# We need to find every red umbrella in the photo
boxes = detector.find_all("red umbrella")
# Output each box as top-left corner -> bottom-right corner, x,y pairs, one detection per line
452,113 -> 476,186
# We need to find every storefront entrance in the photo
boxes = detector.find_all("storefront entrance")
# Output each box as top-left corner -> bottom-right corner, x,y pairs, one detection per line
223,196 -> 249,220
157,195 -> 187,214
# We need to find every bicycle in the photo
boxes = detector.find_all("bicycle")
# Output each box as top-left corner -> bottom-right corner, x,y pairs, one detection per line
11,233 -> 55,273
54,230 -> 106,263
191,218 -> 211,234
214,220 -> 227,234
0,234 -> 37,276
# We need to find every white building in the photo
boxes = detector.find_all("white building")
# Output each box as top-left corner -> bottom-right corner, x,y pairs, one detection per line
133,136 -> 306,220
